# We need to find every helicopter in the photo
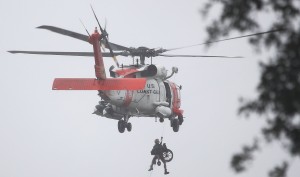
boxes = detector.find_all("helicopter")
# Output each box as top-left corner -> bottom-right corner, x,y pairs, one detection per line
8,8 -> 282,133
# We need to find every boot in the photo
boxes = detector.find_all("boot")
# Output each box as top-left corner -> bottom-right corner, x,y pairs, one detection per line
164,170 -> 169,175
148,167 -> 153,171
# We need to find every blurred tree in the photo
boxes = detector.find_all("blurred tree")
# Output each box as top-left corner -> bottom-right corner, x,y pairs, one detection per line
201,0 -> 300,177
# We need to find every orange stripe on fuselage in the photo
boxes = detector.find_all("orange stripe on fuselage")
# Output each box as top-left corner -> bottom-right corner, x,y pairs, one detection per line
169,82 -> 183,115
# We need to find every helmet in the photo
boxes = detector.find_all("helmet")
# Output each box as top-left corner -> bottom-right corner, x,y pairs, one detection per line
155,139 -> 159,144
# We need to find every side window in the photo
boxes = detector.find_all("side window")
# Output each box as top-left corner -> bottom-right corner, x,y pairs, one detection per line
177,87 -> 181,100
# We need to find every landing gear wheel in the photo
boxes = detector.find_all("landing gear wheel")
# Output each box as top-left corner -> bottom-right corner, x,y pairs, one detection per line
172,119 -> 179,132
126,122 -> 132,132
163,149 -> 174,162
178,114 -> 184,125
118,120 -> 126,133
159,118 -> 164,123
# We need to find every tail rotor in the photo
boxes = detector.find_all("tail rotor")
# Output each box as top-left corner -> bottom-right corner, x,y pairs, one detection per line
90,5 -> 120,67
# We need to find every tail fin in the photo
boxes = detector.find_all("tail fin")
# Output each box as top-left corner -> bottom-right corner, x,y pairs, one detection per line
89,28 -> 106,80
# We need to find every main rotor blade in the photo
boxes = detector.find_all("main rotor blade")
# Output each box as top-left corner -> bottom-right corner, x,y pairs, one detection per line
159,54 -> 243,58
37,25 -> 129,51
101,40 -> 129,51
37,25 -> 89,42
166,29 -> 283,51
8,50 -> 128,57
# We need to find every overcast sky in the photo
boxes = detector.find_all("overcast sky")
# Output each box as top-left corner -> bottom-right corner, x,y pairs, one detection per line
1,0 -> 299,177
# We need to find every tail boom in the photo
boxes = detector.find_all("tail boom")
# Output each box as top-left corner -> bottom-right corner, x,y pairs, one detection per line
52,78 -> 146,90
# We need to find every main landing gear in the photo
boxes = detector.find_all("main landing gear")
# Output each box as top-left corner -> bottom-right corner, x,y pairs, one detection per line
118,115 -> 132,133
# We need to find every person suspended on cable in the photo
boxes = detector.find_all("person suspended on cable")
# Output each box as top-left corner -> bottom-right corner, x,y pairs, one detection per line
148,137 -> 170,175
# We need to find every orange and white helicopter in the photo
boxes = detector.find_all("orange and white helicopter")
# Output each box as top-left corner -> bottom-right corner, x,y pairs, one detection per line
9,8 -> 281,133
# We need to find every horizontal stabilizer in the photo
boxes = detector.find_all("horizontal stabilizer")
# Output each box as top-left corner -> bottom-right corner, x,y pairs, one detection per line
52,78 -> 146,90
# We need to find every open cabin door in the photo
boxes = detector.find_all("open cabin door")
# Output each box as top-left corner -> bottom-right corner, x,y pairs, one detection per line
163,81 -> 171,107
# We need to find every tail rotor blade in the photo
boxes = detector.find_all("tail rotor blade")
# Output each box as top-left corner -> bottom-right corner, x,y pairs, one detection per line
104,17 -> 108,40
79,19 -> 91,37
101,43 -> 106,52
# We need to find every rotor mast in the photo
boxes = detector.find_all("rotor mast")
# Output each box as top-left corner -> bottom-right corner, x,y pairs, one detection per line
140,55 -> 145,65
89,28 -> 106,80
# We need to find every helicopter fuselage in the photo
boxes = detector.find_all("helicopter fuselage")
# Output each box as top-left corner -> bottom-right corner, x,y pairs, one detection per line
94,64 -> 183,123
